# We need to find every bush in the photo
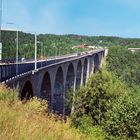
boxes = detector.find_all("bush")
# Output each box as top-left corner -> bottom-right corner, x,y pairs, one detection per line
73,70 -> 127,125
104,94 -> 140,139
0,84 -> 18,102
73,115 -> 106,140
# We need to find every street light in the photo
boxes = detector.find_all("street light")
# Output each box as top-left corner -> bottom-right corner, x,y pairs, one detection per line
34,33 -> 37,71
34,34 -> 45,70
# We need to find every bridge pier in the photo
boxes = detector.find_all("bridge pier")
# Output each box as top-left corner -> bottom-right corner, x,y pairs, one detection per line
80,62 -> 84,86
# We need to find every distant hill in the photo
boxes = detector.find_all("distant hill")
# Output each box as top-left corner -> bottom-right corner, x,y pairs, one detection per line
1,31 -> 140,59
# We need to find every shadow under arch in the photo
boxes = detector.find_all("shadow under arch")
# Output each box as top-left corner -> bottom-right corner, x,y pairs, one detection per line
65,63 -> 75,115
76,60 -> 82,89
20,80 -> 33,100
41,71 -> 51,108
53,66 -> 64,114
83,58 -> 88,85
94,54 -> 100,73
66,63 -> 75,93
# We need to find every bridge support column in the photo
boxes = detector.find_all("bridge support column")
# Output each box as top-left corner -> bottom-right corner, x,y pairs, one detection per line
63,85 -> 66,116
99,52 -> 104,69
86,56 -> 94,80
50,84 -> 54,111
63,72 -> 67,116
81,63 -> 84,86
71,72 -> 77,114
86,58 -> 90,83
32,72 -> 41,98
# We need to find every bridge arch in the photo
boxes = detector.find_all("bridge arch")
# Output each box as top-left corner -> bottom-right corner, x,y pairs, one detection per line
20,80 -> 33,100
53,66 -> 64,114
76,60 -> 82,89
83,58 -> 88,85
41,71 -> 51,108
65,63 -> 75,115
94,54 -> 100,73
66,63 -> 75,93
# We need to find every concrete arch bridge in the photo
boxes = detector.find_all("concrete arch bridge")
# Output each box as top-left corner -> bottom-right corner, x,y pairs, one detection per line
3,49 -> 105,114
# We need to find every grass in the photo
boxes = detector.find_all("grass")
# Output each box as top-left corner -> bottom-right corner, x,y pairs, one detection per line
0,84 -> 95,140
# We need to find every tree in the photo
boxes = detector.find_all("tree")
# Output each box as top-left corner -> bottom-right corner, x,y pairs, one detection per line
72,70 -> 127,125
104,93 -> 140,139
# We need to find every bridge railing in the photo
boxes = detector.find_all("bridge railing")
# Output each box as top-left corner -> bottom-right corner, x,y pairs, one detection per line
0,49 -> 105,82
0,56 -> 76,82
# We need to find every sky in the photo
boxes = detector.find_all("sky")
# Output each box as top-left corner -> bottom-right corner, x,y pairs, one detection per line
1,0 -> 140,38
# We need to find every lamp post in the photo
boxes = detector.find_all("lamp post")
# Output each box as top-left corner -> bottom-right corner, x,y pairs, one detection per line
34,34 -> 45,70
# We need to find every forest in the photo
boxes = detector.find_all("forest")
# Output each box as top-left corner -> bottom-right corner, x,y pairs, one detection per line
1,31 -> 140,59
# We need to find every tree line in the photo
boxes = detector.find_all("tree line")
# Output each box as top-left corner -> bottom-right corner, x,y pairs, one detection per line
1,31 -> 140,59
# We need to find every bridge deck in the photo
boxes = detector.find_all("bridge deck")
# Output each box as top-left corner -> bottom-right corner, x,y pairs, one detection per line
0,49 -> 104,82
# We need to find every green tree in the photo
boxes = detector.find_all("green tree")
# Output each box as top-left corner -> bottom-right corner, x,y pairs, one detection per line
104,93 -> 140,139
72,70 -> 127,125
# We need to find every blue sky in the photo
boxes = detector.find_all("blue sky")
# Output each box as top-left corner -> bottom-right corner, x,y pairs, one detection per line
2,0 -> 140,37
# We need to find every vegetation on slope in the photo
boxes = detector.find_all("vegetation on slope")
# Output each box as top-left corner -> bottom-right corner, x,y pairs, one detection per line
70,70 -> 140,140
68,47 -> 140,139
0,84 -> 91,140
107,46 -> 140,85
2,31 -> 140,59
1,68 -> 140,140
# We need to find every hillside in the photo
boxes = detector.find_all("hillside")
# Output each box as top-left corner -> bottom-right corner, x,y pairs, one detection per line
1,31 -> 140,59
0,84 -> 91,140
107,46 -> 140,85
